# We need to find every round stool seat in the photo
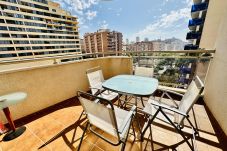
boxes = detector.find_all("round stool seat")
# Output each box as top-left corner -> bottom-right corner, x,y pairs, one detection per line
0,92 -> 27,141
0,92 -> 27,110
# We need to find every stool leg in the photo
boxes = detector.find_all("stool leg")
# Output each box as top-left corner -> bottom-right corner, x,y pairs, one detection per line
2,107 -> 26,141
3,107 -> 16,131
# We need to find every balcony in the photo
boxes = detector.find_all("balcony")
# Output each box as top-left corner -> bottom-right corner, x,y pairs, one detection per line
0,94 -> 225,150
0,50 -> 226,151
184,44 -> 199,50
191,2 -> 208,13
186,31 -> 201,40
188,19 -> 204,31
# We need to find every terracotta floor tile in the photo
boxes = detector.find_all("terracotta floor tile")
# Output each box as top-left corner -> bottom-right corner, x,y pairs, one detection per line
27,115 -> 65,143
45,134 -> 94,151
0,144 -> 2,151
199,131 -> 219,143
50,106 -> 84,127
127,141 -> 142,151
207,145 -> 223,151
0,100 -> 224,151
0,126 -> 51,151
94,131 -> 137,151
197,118 -> 215,133
82,127 -> 104,145
91,145 -> 104,151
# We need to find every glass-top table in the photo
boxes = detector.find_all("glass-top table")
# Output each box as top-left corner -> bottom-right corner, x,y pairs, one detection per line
103,75 -> 158,134
102,75 -> 158,97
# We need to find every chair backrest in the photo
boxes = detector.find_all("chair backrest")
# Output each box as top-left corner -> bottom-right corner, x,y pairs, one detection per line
86,66 -> 105,95
134,66 -> 154,77
78,91 -> 120,138
177,76 -> 204,125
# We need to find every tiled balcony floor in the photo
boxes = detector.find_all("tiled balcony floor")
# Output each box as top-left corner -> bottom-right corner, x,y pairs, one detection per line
0,97 -> 226,151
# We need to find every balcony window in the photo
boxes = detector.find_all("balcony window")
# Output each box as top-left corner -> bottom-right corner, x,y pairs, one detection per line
0,26 -> 7,30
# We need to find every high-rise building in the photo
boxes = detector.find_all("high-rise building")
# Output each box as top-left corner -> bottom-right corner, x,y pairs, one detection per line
80,39 -> 85,53
136,36 -> 140,42
84,29 -> 122,53
125,38 -> 129,45
184,0 -> 209,50
164,37 -> 186,50
152,40 -> 165,51
144,37 -> 149,42
0,0 -> 80,61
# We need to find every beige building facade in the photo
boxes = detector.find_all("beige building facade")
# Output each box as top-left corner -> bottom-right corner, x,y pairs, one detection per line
126,41 -> 153,51
199,0 -> 227,135
84,29 -> 122,53
0,0 -> 80,62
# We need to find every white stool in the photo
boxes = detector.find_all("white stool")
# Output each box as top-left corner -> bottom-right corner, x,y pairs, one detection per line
0,92 -> 27,141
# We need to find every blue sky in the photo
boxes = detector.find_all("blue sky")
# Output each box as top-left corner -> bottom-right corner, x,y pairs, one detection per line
54,0 -> 192,42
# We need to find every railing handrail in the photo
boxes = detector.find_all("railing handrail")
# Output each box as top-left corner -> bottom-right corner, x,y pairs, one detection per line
0,49 -> 215,65
118,49 -> 215,54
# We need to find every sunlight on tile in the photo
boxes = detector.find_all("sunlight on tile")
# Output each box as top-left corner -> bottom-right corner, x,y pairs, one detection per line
0,103 -> 224,151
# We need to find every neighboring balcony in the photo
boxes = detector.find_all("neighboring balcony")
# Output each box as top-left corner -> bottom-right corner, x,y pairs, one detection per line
191,2 -> 209,13
184,44 -> 199,50
188,18 -> 204,31
0,50 -> 226,151
186,31 -> 201,40
191,1 -> 208,19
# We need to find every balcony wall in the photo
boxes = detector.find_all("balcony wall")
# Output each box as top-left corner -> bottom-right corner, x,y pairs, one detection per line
0,57 -> 133,123
201,0 -> 227,135
199,0 -> 226,49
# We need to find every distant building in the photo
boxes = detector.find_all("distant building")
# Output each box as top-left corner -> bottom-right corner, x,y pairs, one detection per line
136,36 -> 140,42
80,39 -> 85,53
0,0 -> 80,61
125,37 -> 186,51
126,38 -> 129,45
126,41 -> 153,51
152,40 -> 165,51
84,29 -> 123,53
144,37 -> 149,42
164,37 -> 186,50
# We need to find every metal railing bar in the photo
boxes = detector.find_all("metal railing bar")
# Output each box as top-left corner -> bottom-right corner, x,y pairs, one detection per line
0,49 -> 215,64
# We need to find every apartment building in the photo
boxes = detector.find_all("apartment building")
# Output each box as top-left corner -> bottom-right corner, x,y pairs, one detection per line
0,0 -> 80,62
152,40 -> 165,51
184,0 -> 209,50
126,41 -> 153,51
84,29 -> 122,53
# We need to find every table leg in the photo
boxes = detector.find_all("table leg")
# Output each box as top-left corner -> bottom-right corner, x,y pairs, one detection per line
3,107 -> 16,131
2,107 -> 26,141
140,97 -> 145,107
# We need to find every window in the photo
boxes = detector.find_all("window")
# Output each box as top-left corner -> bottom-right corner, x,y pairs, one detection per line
0,26 -> 7,30
0,34 -> 10,37
0,40 -> 12,44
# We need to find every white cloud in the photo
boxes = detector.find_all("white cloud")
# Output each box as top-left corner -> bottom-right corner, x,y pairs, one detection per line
134,7 -> 190,40
100,20 -> 109,29
78,17 -> 85,25
81,25 -> 89,29
86,10 -> 97,20
162,0 -> 169,6
54,0 -> 100,29
184,0 -> 192,6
